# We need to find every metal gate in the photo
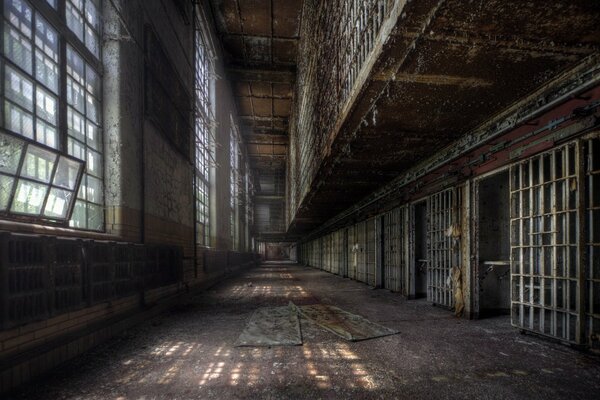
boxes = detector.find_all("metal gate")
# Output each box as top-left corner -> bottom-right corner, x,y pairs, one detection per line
384,206 -> 407,293
510,142 -> 580,343
586,137 -> 600,346
366,218 -> 377,286
427,188 -> 462,307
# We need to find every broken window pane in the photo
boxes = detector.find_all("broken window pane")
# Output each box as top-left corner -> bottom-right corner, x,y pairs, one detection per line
0,132 -> 25,174
0,175 -> 15,211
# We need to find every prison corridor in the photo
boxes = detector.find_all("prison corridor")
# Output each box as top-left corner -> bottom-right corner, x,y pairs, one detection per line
6,262 -> 600,400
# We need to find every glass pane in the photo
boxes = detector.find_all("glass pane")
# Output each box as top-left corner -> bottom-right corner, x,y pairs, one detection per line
0,175 -> 15,211
53,156 -> 80,190
5,0 -> 33,38
87,201 -> 103,230
4,25 -> 33,74
68,107 -> 86,142
11,179 -> 48,214
84,25 -> 99,58
66,2 -> 84,41
35,86 -> 58,124
85,0 -> 100,31
86,174 -> 102,203
35,49 -> 59,93
5,66 -> 34,110
35,119 -> 58,148
0,132 -> 25,174
86,121 -> 101,150
86,148 -> 102,177
86,66 -> 101,97
22,145 -> 57,183
44,187 -> 73,218
68,137 -> 86,161
5,101 -> 34,139
86,93 -> 100,123
69,199 -> 86,228
67,77 -> 85,113
66,46 -> 85,84
35,15 -> 58,61
45,0 -> 58,9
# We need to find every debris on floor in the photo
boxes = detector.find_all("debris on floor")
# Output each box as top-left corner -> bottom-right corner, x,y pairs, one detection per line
235,303 -> 302,347
236,301 -> 399,346
294,303 -> 399,342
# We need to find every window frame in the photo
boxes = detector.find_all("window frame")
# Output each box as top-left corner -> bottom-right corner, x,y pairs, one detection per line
0,130 -> 85,224
193,8 -> 214,247
0,0 -> 104,230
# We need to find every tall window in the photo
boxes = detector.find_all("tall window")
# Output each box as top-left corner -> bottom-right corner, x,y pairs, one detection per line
194,15 -> 213,246
1,0 -> 104,230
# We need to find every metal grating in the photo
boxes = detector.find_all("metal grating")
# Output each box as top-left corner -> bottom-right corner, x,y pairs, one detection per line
0,233 -> 183,330
427,188 -> 462,308
384,206 -> 407,293
510,142 -> 580,343
51,238 -> 84,313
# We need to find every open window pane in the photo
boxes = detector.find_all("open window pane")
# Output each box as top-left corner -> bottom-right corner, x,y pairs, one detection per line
0,132 -> 84,221
11,179 -> 48,214
22,144 -> 56,183
53,156 -> 80,190
44,187 -> 73,218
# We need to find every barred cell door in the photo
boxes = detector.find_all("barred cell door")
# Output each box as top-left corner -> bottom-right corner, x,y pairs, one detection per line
347,225 -> 357,280
427,188 -> 462,307
510,142 -> 581,343
356,221 -> 367,283
384,206 -> 407,293
585,137 -> 600,345
366,218 -> 377,286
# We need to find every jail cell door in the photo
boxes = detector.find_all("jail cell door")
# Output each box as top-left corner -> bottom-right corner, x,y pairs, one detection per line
427,188 -> 462,308
332,231 -> 340,275
510,142 -> 581,344
586,137 -> 600,346
366,218 -> 377,286
348,225 -> 357,280
384,206 -> 407,293
356,221 -> 367,283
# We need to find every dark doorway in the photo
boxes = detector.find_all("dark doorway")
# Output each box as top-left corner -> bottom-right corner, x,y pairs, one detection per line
477,170 -> 511,317
414,201 -> 427,298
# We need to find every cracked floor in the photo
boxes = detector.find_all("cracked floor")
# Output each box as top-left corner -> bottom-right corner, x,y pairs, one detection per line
8,262 -> 600,399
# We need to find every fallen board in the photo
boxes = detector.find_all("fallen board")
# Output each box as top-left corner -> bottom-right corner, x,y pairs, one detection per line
235,303 -> 302,347
295,304 -> 399,342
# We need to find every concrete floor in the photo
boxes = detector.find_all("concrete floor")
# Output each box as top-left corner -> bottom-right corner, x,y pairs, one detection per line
8,262 -> 600,400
